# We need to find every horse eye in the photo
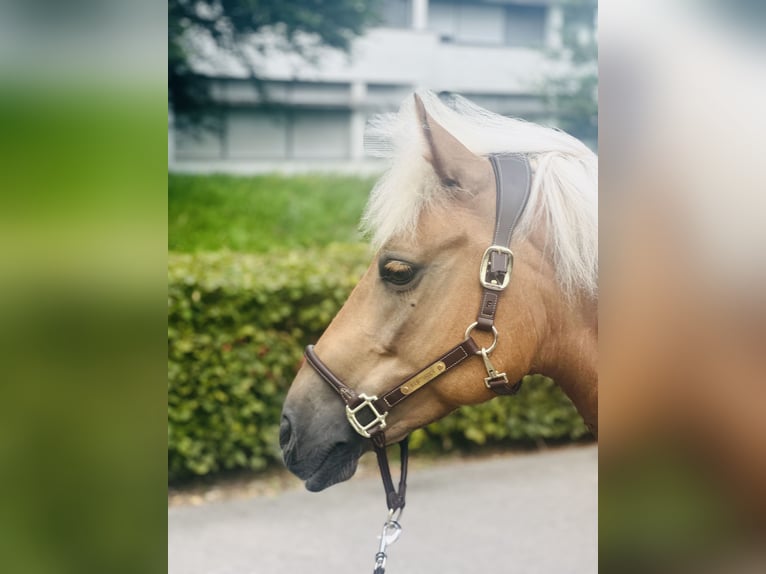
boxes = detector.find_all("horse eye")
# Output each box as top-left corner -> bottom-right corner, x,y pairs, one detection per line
380,260 -> 417,286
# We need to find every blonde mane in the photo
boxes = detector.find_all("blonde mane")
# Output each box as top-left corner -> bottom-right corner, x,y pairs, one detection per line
362,90 -> 598,299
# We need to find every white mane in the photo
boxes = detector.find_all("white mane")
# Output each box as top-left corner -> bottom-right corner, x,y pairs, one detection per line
361,90 -> 598,299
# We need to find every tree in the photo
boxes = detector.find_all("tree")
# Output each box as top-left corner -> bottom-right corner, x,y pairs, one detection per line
169,0 -> 380,126
544,0 -> 598,147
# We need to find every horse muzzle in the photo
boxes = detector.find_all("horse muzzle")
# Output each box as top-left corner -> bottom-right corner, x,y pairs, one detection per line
280,403 -> 365,491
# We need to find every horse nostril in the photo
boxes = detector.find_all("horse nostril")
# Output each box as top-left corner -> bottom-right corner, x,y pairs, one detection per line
279,414 -> 293,449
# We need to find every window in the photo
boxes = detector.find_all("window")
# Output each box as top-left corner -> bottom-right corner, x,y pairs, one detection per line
429,1 -> 504,45
226,110 -> 288,159
291,111 -> 350,159
176,108 -> 352,161
429,1 -> 546,47
380,0 -> 411,28
505,4 -> 547,48
427,1 -> 457,40
457,3 -> 505,44
174,122 -> 223,160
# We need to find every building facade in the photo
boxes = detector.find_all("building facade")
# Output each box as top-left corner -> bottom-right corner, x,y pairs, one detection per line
170,0 -> 595,173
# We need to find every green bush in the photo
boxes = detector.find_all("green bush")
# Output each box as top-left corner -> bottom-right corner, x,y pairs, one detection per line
408,375 -> 590,451
168,245 -> 370,481
168,246 -> 589,482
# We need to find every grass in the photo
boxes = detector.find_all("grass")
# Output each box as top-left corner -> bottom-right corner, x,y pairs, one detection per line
168,173 -> 377,252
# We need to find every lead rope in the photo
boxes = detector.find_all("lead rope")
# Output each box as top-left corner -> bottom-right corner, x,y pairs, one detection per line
371,434 -> 408,574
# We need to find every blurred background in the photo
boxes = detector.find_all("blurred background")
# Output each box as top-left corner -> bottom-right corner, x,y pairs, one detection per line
599,1 -> 766,572
169,0 -> 597,176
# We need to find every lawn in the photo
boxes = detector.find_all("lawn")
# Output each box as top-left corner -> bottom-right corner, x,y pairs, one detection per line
168,173 -> 377,252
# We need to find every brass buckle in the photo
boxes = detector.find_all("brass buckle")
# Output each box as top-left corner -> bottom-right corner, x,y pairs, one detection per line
346,393 -> 388,438
479,246 -> 513,291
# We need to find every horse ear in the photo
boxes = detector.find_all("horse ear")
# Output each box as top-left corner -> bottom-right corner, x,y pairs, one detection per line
414,93 -> 492,194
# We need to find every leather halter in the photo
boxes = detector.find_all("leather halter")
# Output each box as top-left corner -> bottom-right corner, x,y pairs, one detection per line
304,153 -> 532,513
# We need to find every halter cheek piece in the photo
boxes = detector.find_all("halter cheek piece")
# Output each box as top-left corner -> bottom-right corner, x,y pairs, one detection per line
303,154 -> 531,573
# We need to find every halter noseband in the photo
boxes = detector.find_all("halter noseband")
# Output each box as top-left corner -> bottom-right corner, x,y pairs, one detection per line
303,153 -> 532,571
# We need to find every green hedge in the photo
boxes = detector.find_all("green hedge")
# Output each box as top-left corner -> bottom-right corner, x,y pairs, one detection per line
168,246 -> 589,482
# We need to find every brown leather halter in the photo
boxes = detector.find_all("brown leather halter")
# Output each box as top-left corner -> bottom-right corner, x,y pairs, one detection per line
303,154 -> 532,520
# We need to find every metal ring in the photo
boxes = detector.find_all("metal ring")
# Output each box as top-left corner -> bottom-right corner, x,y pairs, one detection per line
463,322 -> 498,354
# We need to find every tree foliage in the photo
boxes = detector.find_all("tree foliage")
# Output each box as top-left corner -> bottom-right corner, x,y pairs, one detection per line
545,0 -> 598,147
169,0 -> 379,124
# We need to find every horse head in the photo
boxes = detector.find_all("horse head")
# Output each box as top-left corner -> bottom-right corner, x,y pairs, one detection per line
280,92 -> 598,492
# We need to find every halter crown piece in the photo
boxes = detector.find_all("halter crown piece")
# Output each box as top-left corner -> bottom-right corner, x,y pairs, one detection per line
303,154 -> 532,574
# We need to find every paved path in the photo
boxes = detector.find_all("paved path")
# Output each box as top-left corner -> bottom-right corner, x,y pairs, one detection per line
169,445 -> 597,574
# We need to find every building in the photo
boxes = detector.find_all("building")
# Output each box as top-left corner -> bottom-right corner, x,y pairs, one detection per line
169,0 -> 595,174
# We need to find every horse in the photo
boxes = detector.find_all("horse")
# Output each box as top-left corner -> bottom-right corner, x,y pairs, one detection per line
279,91 -> 598,497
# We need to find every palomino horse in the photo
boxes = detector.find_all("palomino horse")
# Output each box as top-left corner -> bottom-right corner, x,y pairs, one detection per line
280,92 -> 597,500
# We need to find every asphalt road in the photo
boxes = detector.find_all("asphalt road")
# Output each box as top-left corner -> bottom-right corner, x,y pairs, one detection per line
169,445 -> 597,574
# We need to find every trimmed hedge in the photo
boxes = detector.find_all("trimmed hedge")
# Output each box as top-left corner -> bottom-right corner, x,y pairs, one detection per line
408,375 -> 590,451
168,246 -> 590,482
